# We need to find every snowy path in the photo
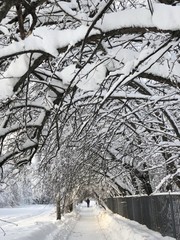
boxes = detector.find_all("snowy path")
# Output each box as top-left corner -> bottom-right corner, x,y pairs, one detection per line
68,206 -> 107,240
0,203 -> 175,240
68,202 -> 175,240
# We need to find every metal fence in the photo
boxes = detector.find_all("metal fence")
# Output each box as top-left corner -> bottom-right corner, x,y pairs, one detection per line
105,193 -> 180,239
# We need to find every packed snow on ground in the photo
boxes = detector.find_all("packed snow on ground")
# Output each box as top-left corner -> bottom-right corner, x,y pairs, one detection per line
0,204 -> 77,240
0,202 -> 175,240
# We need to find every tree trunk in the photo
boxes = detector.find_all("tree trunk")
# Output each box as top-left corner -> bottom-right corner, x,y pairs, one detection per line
56,193 -> 61,220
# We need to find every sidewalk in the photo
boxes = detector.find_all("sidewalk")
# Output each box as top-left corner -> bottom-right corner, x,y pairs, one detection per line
68,206 -> 107,240
67,201 -> 174,240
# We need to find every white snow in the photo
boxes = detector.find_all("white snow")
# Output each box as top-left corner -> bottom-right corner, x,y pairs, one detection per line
0,54 -> 33,99
60,64 -> 77,86
0,25 -> 99,100
76,62 -> 107,91
98,8 -> 153,31
0,79 -> 13,99
0,202 -> 175,240
59,62 -> 106,91
152,4 -> 180,30
101,38 -> 180,104
1,3 -> 180,100
5,54 -> 31,78
0,205 -> 76,240
97,3 -> 180,31
0,25 -> 99,60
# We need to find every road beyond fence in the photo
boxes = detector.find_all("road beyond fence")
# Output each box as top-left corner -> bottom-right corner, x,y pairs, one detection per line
105,193 -> 180,239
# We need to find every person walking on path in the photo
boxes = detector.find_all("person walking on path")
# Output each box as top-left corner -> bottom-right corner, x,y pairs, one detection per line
86,198 -> 90,207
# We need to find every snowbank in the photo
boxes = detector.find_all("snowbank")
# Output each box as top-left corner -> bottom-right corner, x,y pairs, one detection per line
0,205 -> 77,240
98,209 -> 175,240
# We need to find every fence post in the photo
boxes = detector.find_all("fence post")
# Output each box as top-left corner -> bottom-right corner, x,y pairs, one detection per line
169,193 -> 177,239
131,197 -> 135,220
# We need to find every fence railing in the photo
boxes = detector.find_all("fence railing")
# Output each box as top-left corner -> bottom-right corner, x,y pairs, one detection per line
105,193 -> 180,239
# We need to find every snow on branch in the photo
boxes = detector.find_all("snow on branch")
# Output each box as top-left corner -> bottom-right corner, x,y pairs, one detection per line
98,3 -> 180,32
1,3 -> 180,60
153,168 -> 180,193
101,38 -> 180,104
0,3 -> 180,100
